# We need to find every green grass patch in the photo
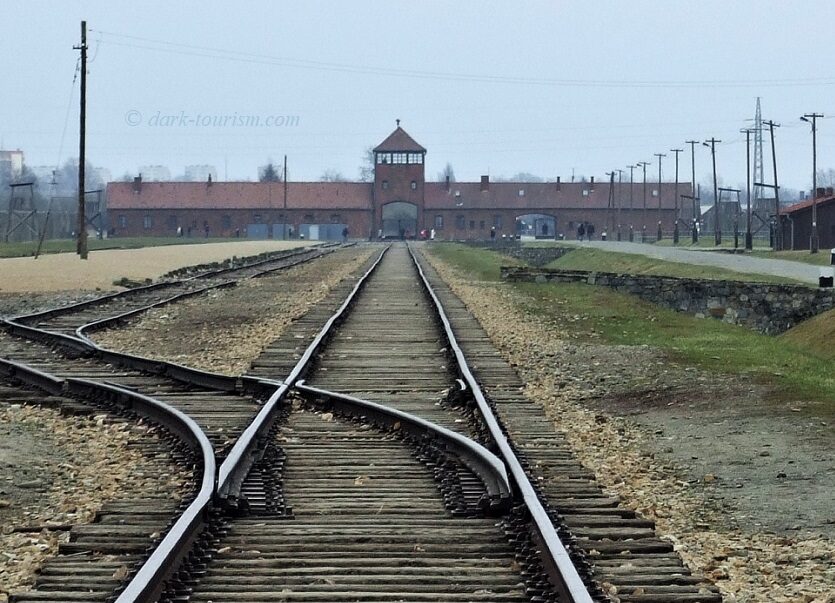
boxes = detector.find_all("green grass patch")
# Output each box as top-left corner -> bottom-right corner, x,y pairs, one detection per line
517,281 -> 834,419
427,243 -> 522,281
429,243 -> 833,420
749,249 -> 833,266
0,237 -> 252,258
781,308 -> 835,361
546,247 -> 803,284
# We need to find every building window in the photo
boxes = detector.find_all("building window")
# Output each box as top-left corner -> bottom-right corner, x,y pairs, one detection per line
479,220 -> 485,230
408,153 -> 423,164
392,152 -> 407,164
376,153 -> 392,164
652,189 -> 659,197
118,215 -> 127,228
434,215 -> 444,230
456,215 -> 465,229
254,214 -> 262,223
222,214 -> 232,229
518,189 -> 525,197
143,215 -> 152,230
330,214 -> 341,223
410,180 -> 417,190
382,180 -> 389,190
303,214 -> 314,223
167,215 -> 178,229
469,220 -> 475,230
582,189 -> 590,197
492,214 -> 502,228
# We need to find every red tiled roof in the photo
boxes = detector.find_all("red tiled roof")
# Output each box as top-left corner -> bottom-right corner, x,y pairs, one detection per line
782,195 -> 835,214
106,181 -> 373,211
424,181 -> 686,210
373,127 -> 426,152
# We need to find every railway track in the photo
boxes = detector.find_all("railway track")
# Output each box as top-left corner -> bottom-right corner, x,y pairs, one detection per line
112,244 -> 589,602
3,241 -> 723,602
0,244 -> 340,602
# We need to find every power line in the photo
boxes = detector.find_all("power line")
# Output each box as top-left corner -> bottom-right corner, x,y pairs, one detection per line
91,29 -> 835,89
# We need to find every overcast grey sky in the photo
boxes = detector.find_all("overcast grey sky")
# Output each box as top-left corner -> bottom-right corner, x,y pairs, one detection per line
4,0 -> 835,194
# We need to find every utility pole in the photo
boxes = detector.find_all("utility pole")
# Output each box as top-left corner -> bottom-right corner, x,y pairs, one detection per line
741,128 -> 753,250
627,164 -> 636,241
670,148 -> 683,244
606,171 -> 615,238
763,120 -> 781,250
703,138 -> 721,245
283,154 -> 288,239
801,113 -> 824,253
73,20 -> 88,259
638,161 -> 650,242
654,153 -> 666,242
686,140 -> 699,239
616,168 -> 624,241
719,187 -> 741,248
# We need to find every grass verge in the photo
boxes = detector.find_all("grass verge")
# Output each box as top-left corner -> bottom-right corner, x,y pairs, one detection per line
429,243 -> 835,420
750,249 -> 834,266
545,247 -> 803,284
0,237 -> 251,258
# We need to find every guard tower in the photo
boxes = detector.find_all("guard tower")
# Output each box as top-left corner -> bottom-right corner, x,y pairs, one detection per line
373,120 -> 426,238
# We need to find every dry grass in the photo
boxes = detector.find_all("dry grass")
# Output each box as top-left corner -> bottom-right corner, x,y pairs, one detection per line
0,241 -> 312,293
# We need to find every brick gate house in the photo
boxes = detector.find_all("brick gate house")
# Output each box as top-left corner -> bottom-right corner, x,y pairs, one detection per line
106,124 -> 690,241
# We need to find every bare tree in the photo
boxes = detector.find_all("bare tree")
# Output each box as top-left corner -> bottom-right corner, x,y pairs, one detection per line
438,162 -> 455,183
358,146 -> 374,182
320,169 -> 347,182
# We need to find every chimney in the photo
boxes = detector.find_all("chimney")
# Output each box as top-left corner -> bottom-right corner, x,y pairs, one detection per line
827,187 -> 833,197
207,173 -> 213,187
817,187 -> 826,198
480,175 -> 489,191
590,176 -> 595,190
445,175 -> 450,192
556,176 -> 561,191
132,174 -> 142,193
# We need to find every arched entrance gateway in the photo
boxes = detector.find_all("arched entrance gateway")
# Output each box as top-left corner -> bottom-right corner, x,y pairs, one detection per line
516,213 -> 557,240
381,201 -> 418,239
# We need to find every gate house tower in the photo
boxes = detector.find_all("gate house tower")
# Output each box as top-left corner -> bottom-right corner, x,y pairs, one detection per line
373,120 -> 426,238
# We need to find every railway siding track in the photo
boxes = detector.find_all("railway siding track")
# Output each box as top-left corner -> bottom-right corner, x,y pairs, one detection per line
0,363 -> 206,603
1,245 -> 339,602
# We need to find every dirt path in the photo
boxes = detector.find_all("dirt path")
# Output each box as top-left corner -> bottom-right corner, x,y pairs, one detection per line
0,241 -> 311,293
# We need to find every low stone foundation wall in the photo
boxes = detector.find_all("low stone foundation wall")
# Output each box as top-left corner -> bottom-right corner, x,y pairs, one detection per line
500,266 -> 835,334
464,241 -> 572,267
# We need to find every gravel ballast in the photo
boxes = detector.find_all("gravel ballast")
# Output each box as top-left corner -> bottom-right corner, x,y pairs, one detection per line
0,402 -> 188,600
421,246 -> 834,603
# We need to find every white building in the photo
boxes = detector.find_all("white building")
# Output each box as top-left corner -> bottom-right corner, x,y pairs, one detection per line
138,165 -> 171,181
184,164 -> 218,182
0,149 -> 24,179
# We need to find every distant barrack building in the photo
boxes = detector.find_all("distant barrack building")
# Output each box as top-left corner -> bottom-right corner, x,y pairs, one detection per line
106,124 -> 692,240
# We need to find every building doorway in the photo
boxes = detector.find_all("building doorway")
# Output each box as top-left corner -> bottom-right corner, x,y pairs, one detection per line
381,201 -> 418,239
515,213 -> 557,240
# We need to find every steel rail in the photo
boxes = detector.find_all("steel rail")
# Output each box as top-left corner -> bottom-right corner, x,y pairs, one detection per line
63,379 -> 216,603
74,280 -> 238,345
216,245 -> 390,502
0,357 -> 65,395
10,245 -> 322,327
75,247 -> 332,343
0,356 -> 216,603
295,380 -> 512,512
408,244 -> 594,603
